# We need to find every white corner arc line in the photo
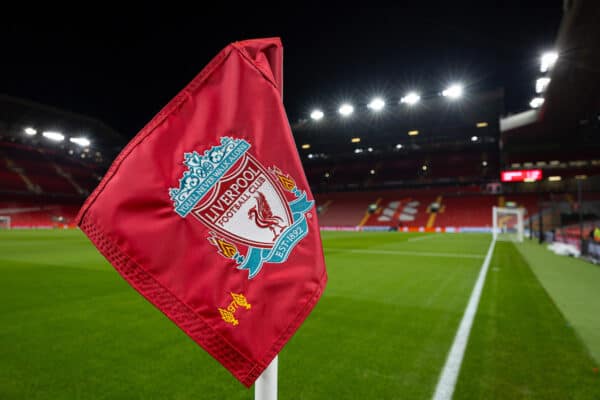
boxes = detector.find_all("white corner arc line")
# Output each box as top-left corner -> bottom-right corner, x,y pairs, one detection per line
432,238 -> 496,400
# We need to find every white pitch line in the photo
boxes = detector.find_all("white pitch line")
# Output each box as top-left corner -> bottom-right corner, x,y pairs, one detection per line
330,248 -> 485,259
431,238 -> 496,400
408,234 -> 437,242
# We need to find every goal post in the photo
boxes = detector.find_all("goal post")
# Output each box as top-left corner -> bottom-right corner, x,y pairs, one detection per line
493,206 -> 524,242
0,216 -> 11,230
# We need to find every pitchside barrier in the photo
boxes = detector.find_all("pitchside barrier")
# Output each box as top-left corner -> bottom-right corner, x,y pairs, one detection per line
585,241 -> 600,263
548,219 -> 600,263
0,224 -> 76,230
0,216 -> 10,229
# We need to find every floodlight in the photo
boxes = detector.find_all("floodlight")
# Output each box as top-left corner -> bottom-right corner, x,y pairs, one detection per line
367,97 -> 385,111
530,97 -> 545,108
310,109 -> 324,120
536,77 -> 551,93
540,51 -> 558,73
339,103 -> 354,116
442,84 -> 463,99
70,137 -> 91,147
400,92 -> 421,105
24,127 -> 37,136
42,131 -> 64,141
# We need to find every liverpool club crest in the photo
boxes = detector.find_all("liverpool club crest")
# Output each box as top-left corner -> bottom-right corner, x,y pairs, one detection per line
169,137 -> 313,278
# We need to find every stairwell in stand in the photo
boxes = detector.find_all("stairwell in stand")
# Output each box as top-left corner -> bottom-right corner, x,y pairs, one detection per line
4,158 -> 41,193
53,163 -> 86,195
358,197 -> 381,227
426,195 -> 444,229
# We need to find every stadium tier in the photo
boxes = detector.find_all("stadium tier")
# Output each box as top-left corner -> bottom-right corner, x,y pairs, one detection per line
0,95 -> 123,228
316,187 -> 553,231
0,141 -> 105,228
0,141 -> 102,196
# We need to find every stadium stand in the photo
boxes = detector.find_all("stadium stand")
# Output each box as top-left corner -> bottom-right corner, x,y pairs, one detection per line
314,187 -> 581,231
0,95 -> 121,228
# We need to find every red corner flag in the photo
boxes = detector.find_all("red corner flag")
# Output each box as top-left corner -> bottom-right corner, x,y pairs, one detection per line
77,38 -> 327,387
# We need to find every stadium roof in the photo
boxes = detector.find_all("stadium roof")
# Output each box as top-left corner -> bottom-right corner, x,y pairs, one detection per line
500,0 -> 600,143
0,94 -> 125,148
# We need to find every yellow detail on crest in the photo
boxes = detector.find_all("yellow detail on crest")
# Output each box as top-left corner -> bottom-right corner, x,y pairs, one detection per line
270,167 -> 296,191
208,233 -> 238,259
231,292 -> 252,310
277,174 -> 296,191
217,238 -> 238,258
219,293 -> 251,326
219,308 -> 239,326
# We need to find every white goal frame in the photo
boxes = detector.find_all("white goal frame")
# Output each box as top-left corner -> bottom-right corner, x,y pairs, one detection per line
492,206 -> 524,242
0,216 -> 11,230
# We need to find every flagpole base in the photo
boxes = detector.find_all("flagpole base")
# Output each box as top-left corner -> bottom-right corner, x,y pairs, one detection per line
254,355 -> 278,400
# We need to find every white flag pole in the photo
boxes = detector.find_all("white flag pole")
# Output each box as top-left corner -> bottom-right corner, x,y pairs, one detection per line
254,355 -> 278,400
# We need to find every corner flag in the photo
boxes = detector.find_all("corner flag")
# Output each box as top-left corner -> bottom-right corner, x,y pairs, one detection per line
77,38 -> 327,387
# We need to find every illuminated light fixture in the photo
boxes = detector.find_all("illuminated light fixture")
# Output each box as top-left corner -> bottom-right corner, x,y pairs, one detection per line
396,144 -> 403,149
442,83 -> 463,99
370,169 -> 376,175
548,176 -> 561,182
70,137 -> 91,147
24,127 -> 37,136
476,122 -> 488,128
422,165 -> 428,171
301,143 -> 311,149
471,136 -> 478,142
367,147 -> 373,152
524,178 -> 536,183
307,153 -> 314,159
310,109 -> 324,120
408,130 -> 419,136
324,172 -> 330,178
400,92 -> 421,105
338,103 -> 354,116
536,77 -> 551,93
354,148 -> 364,154
550,160 -> 560,166
530,97 -> 545,109
575,175 -> 587,180
540,51 -> 558,73
42,131 -> 65,142
367,97 -> 385,111
351,137 -> 361,143
482,161 -> 488,166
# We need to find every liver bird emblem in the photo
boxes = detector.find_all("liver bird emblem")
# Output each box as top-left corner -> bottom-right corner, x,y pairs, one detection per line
248,192 -> 286,240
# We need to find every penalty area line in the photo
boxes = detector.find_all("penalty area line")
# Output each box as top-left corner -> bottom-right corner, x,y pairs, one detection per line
431,238 -> 496,400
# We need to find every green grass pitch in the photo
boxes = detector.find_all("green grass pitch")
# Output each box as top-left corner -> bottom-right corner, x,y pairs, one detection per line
1,230 -> 599,399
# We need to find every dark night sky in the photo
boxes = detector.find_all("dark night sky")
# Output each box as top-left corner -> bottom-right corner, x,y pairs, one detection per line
1,3 -> 562,138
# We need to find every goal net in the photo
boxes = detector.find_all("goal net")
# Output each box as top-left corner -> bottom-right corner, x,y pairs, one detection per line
492,206 -> 524,242
0,216 -> 11,230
